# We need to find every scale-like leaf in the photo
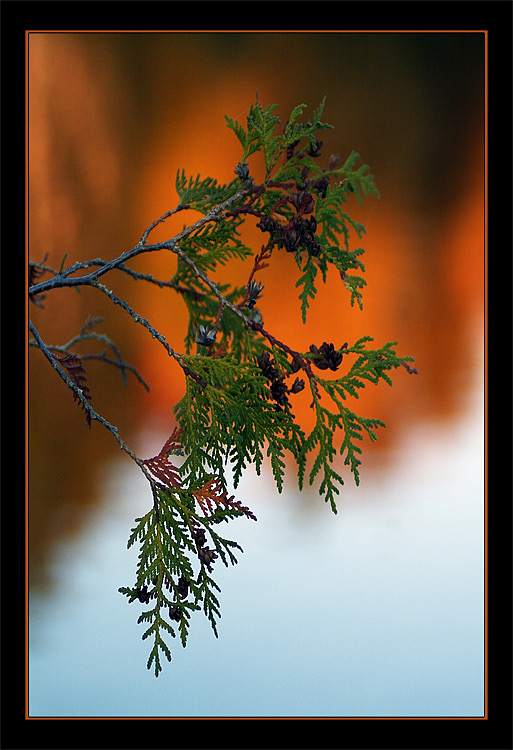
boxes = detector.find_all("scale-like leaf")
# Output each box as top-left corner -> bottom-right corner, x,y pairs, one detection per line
115,97 -> 417,676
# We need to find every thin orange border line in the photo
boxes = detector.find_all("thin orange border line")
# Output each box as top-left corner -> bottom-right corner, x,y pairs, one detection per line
25,28 -> 488,722
25,29 -> 488,33
25,29 -> 30,720
483,26 -> 488,722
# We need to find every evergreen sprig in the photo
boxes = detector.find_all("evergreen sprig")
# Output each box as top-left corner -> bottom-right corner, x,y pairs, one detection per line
175,169 -> 239,212
29,96 -> 417,676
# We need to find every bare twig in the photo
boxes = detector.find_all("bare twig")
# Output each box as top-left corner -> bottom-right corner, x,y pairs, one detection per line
29,318 -> 153,478
90,280 -> 207,389
81,353 -> 151,391
28,186 -> 248,299
28,338 -> 151,391
29,180 -> 314,400
138,205 -> 190,246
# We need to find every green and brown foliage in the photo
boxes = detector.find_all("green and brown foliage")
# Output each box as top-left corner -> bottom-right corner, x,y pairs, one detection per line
29,97 -> 417,676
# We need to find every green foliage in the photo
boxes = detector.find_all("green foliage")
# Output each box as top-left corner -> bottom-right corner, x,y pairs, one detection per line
117,97 -> 417,675
119,482 -> 252,677
175,169 -> 239,211
29,94 -> 417,676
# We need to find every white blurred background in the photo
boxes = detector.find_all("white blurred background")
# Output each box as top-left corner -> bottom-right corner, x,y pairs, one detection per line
29,324 -> 483,717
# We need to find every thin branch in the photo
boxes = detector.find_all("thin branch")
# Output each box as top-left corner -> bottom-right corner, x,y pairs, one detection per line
29,319 -> 152,478
114,264 -> 206,297
165,238 -> 315,379
138,205 -> 190,246
90,280 -> 207,389
33,257 -> 206,299
29,182 -> 315,402
79,352 -> 151,391
28,186 -> 248,299
28,338 -> 151,392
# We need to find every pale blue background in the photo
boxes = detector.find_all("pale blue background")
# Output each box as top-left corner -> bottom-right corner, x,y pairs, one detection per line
28,345 -> 484,718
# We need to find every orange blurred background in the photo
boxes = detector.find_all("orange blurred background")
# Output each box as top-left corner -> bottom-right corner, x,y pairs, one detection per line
27,32 -> 485,588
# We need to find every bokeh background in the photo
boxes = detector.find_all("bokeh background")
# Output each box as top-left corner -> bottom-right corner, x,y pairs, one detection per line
28,32 -> 485,718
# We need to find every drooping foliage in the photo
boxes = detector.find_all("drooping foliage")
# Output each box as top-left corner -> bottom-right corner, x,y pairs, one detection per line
29,97 -> 417,676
